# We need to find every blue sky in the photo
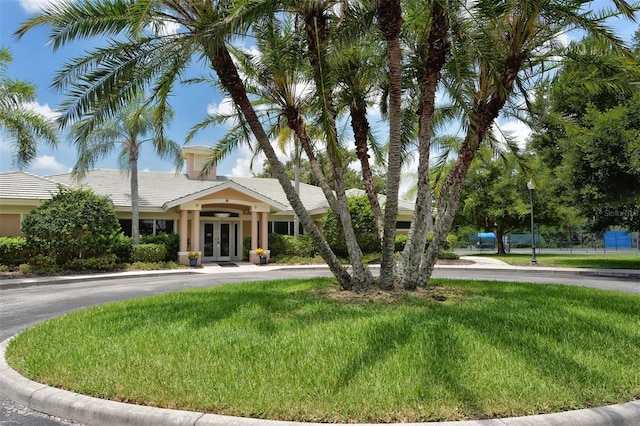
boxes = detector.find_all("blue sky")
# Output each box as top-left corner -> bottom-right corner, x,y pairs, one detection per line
1,0 -> 639,181
0,0 -> 247,177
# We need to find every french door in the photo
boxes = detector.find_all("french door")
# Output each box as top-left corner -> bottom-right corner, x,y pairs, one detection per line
202,222 -> 238,261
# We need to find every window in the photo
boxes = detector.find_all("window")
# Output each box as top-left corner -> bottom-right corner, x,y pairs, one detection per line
269,221 -> 305,236
119,219 -> 175,237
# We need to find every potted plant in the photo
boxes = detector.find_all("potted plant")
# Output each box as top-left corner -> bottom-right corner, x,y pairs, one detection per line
187,251 -> 200,267
256,247 -> 267,264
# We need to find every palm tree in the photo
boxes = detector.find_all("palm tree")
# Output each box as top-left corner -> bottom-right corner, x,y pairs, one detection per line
0,47 -> 58,169
16,0 -> 356,290
331,12 -> 387,237
186,16 -> 323,241
69,97 -> 181,244
16,0 -> 637,291
416,0 -> 638,285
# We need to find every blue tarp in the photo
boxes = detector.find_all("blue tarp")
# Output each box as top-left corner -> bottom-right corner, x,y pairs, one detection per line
477,232 -> 496,239
604,231 -> 632,248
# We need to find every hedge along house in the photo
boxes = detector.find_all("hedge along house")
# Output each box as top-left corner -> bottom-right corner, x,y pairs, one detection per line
0,146 -> 417,265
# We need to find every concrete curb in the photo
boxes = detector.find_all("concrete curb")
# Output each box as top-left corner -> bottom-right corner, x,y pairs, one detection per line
2,336 -> 639,426
2,260 -> 639,291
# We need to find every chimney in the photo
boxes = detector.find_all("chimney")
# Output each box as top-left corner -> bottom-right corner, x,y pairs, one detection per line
182,146 -> 217,180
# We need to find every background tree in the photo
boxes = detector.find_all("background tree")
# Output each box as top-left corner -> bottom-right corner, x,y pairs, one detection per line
455,150 -> 560,254
413,0 -> 637,288
530,33 -> 640,232
69,97 -> 182,244
0,47 -> 58,168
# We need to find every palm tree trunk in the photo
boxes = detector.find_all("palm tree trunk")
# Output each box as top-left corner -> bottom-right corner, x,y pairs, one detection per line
350,102 -> 383,237
294,143 -> 300,239
130,141 -> 140,245
399,1 -> 449,290
303,6 -> 372,291
420,88 -> 518,283
207,45 -> 353,290
376,0 -> 403,290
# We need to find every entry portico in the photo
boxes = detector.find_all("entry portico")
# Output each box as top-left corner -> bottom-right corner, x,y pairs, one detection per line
165,180 -> 288,264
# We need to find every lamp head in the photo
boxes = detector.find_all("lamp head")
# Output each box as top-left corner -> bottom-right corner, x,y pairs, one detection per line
527,180 -> 535,191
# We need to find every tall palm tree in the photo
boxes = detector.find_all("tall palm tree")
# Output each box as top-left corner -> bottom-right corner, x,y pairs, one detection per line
186,15 -> 335,239
16,0 -> 356,290
0,47 -> 58,169
331,10 -> 387,237
394,0 -> 452,290
69,97 -> 181,244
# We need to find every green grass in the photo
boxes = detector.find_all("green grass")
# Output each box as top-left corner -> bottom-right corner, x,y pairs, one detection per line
480,253 -> 640,269
7,278 -> 640,422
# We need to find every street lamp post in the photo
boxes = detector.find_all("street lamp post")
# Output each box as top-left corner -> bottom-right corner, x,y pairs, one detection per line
527,179 -> 537,264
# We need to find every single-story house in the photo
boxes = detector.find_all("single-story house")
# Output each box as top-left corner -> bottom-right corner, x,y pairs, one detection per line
0,147 -> 416,265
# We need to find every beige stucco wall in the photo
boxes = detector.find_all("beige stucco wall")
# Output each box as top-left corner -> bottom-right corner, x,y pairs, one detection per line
200,188 -> 259,204
0,214 -> 22,237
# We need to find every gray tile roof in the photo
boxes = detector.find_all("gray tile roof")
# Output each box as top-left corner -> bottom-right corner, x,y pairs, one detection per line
2,169 -> 415,216
47,169 -> 330,212
0,171 -> 68,201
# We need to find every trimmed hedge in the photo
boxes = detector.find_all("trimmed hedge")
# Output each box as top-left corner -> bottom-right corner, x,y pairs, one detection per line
0,237 -> 29,267
66,254 -> 117,271
133,244 -> 167,263
141,233 -> 179,262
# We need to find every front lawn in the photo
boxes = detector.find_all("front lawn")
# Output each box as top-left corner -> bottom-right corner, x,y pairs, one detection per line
7,278 -> 640,423
480,253 -> 640,269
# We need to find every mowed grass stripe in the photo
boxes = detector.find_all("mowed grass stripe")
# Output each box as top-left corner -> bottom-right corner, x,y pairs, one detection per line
6,278 -> 640,423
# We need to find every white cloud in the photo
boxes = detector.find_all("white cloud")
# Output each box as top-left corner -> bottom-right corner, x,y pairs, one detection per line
494,120 -> 532,150
231,144 -> 263,177
150,19 -> 180,36
30,155 -> 67,173
25,101 -> 60,121
207,98 -> 235,118
229,135 -> 295,177
19,0 -> 68,13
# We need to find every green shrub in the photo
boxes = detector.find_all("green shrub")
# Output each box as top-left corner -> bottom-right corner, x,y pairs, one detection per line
268,233 -> 287,257
66,254 -> 117,271
133,244 -> 167,263
112,234 -> 133,264
286,234 -> 316,257
0,237 -> 29,267
445,234 -> 458,251
21,187 -> 121,265
394,234 -> 408,252
438,251 -> 460,260
322,195 -> 380,256
30,255 -> 60,275
141,233 -> 179,261
243,236 -> 251,259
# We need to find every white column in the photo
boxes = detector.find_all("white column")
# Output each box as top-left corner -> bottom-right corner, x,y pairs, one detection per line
179,210 -> 188,253
251,211 -> 258,250
261,211 -> 269,251
192,210 -> 200,253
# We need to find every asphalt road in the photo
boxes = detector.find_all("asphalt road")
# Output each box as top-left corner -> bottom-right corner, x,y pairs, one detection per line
1,268 -> 638,426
